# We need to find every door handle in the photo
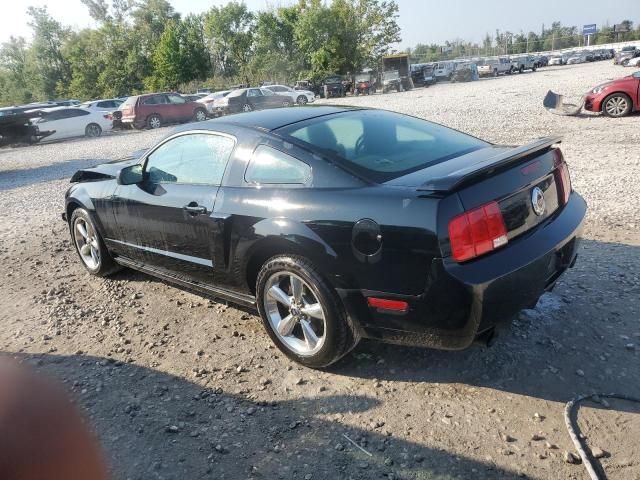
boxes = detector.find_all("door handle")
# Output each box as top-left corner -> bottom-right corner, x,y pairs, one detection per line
183,204 -> 207,215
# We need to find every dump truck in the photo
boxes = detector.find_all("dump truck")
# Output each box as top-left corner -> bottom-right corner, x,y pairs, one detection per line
382,54 -> 414,92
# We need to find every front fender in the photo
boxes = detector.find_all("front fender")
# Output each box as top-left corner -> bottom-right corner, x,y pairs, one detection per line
65,184 -> 96,216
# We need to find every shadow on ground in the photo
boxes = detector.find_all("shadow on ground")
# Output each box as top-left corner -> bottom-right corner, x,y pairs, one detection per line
9,353 -> 522,480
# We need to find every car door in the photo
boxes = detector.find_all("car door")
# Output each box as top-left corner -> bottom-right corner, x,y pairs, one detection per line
261,88 -> 285,108
246,88 -> 266,109
167,94 -> 191,121
111,132 -> 236,284
39,109 -> 90,140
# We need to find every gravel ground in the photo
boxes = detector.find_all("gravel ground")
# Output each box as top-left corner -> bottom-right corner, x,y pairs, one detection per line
0,60 -> 639,480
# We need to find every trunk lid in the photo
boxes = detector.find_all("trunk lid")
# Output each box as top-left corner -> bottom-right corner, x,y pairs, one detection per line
388,137 -> 567,240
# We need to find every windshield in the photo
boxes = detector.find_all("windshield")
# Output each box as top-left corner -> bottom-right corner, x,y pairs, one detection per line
280,110 -> 488,183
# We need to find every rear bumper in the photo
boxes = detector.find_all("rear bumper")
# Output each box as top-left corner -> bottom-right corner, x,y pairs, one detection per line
339,192 -> 586,349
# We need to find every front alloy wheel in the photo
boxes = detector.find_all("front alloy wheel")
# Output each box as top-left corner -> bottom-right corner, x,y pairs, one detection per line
70,208 -> 118,276
243,103 -> 253,112
256,256 -> 358,368
297,95 -> 308,105
603,94 -> 631,117
74,217 -> 101,270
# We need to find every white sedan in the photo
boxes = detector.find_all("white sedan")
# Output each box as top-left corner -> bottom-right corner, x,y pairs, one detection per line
197,90 -> 232,114
79,98 -> 123,113
32,107 -> 113,142
263,85 -> 315,105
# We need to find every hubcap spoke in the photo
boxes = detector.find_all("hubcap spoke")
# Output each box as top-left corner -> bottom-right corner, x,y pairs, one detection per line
76,222 -> 88,239
263,272 -> 326,356
300,319 -> 319,349
290,276 -> 303,302
301,302 -> 323,320
277,314 -> 298,336
80,244 -> 91,256
90,247 -> 99,264
268,285 -> 291,307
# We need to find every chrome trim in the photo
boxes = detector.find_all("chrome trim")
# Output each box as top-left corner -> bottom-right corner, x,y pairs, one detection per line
106,238 -> 213,267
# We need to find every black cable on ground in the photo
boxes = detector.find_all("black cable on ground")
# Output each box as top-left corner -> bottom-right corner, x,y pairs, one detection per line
564,393 -> 640,480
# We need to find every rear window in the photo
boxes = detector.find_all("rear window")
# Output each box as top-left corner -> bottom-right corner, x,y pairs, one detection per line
227,89 -> 245,98
280,110 -> 487,183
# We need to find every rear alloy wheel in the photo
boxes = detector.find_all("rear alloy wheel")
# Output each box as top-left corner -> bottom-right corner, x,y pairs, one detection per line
147,114 -> 162,129
70,208 -> 118,276
256,256 -> 358,368
602,93 -> 632,117
243,103 -> 253,112
85,123 -> 102,138
296,95 -> 308,105
282,100 -> 292,107
194,108 -> 207,121
519,65 -> 524,73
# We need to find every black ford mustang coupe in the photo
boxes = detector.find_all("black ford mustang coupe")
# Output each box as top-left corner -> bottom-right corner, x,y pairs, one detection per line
64,107 -> 586,367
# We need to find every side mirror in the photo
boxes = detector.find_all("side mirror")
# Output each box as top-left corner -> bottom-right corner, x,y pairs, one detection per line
117,164 -> 143,185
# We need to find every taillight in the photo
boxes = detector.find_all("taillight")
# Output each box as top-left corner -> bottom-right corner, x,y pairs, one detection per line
448,201 -> 508,262
553,149 -> 571,205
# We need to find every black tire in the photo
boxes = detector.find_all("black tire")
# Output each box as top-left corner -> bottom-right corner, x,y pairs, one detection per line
194,108 -> 207,122
602,93 -> 632,117
519,65 -> 524,74
296,95 -> 308,105
493,69 -> 498,77
69,208 -> 119,277
532,65 -> 537,72
256,255 -> 359,368
282,100 -> 292,107
242,103 -> 253,112
85,123 -> 102,138
147,114 -> 162,129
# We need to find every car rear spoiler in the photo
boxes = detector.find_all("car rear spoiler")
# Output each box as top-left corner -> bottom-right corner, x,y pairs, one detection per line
417,136 -> 563,192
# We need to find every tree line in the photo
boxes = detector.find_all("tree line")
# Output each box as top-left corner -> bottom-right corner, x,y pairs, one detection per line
1,2 -> 638,107
408,20 -> 640,63
0,0 -> 400,106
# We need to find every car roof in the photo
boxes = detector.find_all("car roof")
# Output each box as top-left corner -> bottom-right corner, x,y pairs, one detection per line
174,106 -> 361,133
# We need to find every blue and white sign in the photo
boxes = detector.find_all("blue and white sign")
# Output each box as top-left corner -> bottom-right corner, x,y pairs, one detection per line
583,24 -> 597,35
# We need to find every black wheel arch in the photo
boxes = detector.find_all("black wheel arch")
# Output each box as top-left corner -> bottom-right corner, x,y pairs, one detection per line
243,219 -> 342,294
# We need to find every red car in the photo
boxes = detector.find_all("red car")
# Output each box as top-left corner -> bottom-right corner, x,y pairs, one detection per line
120,93 -> 208,129
584,71 -> 640,117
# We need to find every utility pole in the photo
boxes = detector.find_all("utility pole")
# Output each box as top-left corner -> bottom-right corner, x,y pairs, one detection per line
551,32 -> 555,51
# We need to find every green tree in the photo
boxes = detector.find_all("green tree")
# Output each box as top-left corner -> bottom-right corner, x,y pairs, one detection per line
151,19 -> 183,90
26,6 -> 72,100
204,2 -> 255,82
0,37 -> 32,104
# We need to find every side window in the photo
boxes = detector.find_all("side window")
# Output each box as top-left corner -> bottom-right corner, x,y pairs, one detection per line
66,109 -> 90,118
247,89 -> 262,97
142,96 -> 158,105
168,94 -> 186,104
245,145 -> 311,185
145,133 -> 235,185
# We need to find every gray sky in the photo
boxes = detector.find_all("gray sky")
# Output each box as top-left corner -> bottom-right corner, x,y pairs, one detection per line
1,0 -> 638,48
